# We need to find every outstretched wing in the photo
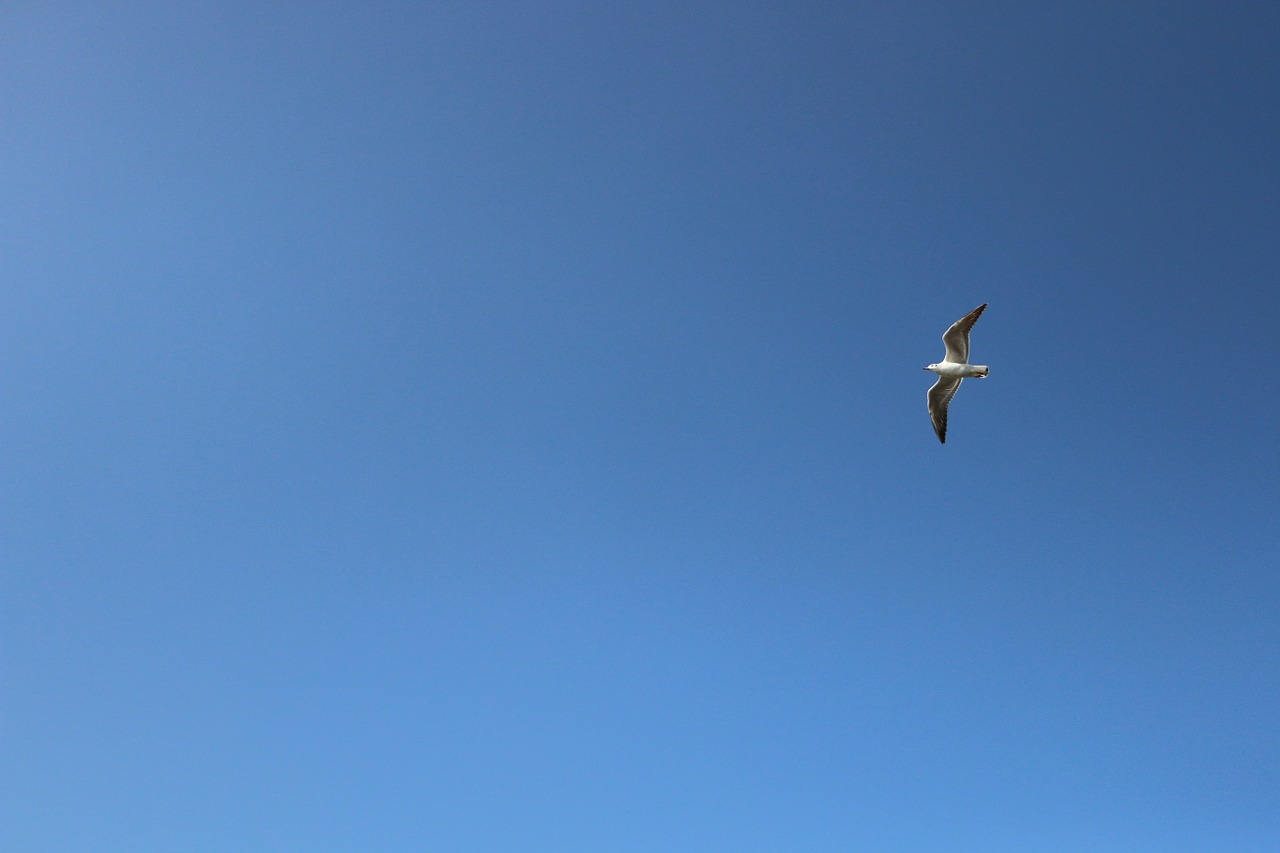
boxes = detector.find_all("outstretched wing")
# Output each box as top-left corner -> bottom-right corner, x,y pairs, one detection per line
927,376 -> 963,444
941,303 -> 987,364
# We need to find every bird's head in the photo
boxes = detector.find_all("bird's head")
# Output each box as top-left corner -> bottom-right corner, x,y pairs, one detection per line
923,364 -> 937,371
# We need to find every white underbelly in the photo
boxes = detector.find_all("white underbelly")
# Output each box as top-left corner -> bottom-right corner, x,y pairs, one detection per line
934,362 -> 988,378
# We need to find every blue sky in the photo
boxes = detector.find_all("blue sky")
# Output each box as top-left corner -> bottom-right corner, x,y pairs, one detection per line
3,2 -> 1278,850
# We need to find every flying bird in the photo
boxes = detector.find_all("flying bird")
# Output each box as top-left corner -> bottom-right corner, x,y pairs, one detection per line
923,304 -> 989,444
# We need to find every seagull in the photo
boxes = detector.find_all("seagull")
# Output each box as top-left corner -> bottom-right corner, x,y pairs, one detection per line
923,304 -> 989,444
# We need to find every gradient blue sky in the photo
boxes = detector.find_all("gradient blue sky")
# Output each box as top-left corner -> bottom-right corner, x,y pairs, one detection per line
3,3 -> 1278,851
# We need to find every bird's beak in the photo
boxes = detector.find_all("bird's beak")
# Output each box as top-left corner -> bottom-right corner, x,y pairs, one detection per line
922,366 -> 930,370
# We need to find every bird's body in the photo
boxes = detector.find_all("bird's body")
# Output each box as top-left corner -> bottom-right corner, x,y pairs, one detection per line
923,304 -> 989,444
926,361 -> 989,380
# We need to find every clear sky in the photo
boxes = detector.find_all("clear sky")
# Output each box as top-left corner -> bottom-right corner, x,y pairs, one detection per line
3,2 -> 1278,851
